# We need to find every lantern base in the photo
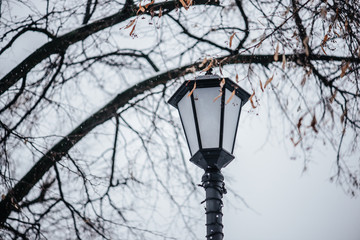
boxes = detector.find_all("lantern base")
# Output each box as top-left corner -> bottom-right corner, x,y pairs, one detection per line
190,148 -> 235,170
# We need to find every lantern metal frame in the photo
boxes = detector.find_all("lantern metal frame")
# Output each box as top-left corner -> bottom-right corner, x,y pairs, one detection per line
168,74 -> 250,170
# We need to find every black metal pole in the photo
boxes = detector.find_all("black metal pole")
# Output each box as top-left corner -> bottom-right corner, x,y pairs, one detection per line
202,168 -> 226,240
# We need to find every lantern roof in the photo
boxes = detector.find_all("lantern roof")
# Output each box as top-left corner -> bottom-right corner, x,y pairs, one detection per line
168,74 -> 251,109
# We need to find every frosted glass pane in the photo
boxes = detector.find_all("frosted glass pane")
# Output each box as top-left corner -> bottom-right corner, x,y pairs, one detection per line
223,89 -> 242,153
193,87 -> 221,148
178,93 -> 199,155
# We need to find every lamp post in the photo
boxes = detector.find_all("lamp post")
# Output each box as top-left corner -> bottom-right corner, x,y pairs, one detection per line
168,73 -> 250,240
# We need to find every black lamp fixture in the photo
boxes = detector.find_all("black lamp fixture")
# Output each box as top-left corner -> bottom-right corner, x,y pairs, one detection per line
168,73 -> 250,240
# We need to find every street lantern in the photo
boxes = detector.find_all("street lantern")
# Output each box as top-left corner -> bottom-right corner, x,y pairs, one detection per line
168,74 -> 250,169
168,73 -> 250,240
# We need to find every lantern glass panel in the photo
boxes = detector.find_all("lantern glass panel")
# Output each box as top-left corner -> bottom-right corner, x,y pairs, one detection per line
178,92 -> 199,155
223,89 -> 242,153
193,87 -> 221,149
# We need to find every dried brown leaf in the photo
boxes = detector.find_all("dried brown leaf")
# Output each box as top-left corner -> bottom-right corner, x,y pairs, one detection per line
328,24 -> 332,33
297,116 -> 303,132
188,82 -> 196,97
274,43 -> 279,61
145,0 -> 154,8
264,74 -> 274,88
226,90 -> 236,104
219,63 -> 223,75
282,7 -> 290,17
185,66 -> 196,73
229,32 -> 236,48
335,8 -> 339,20
256,40 -> 263,48
219,57 -> 227,64
340,109 -> 347,123
321,45 -> 327,55
138,6 -> 145,14
199,57 -> 207,68
213,91 -> 222,102
320,7 -> 327,19
345,19 -> 349,31
201,58 -> 213,72
310,115 -> 318,133
129,24 -> 136,36
282,54 -> 286,69
303,36 -> 309,56
220,78 -> 225,88
179,0 -> 189,10
137,2 -> 145,14
322,34 -> 329,45
249,91 -> 256,108
301,75 -> 307,86
235,73 -> 239,83
158,7 -> 162,17
340,62 -> 350,78
329,90 -> 337,103
125,19 -> 136,29
290,137 -> 302,147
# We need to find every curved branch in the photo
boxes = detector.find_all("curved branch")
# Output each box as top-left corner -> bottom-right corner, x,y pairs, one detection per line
0,27 -> 56,55
0,64 -> 189,224
0,0 -> 219,96
0,0 -> 130,96
0,51 -> 358,224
